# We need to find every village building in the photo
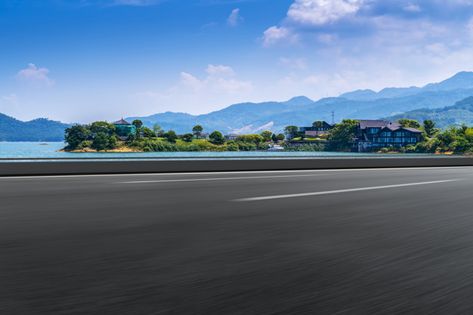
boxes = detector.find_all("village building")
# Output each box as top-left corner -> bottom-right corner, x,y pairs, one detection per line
356,120 -> 422,152
113,119 -> 136,140
299,121 -> 333,137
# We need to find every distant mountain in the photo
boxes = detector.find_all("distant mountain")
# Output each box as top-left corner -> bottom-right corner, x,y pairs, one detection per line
387,96 -> 473,129
340,72 -> 473,101
0,114 -> 70,141
128,72 -> 473,134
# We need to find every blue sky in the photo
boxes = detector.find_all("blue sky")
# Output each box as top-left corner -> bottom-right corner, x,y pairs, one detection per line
1,0 -> 473,122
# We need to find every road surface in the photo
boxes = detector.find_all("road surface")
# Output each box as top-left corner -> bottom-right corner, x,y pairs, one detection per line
2,167 -> 473,314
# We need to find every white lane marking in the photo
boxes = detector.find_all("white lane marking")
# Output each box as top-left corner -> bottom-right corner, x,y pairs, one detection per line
119,173 -> 344,184
234,179 -> 460,202
0,167 -> 472,181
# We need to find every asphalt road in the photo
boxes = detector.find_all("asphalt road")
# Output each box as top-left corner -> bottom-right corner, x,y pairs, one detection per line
2,167 -> 473,314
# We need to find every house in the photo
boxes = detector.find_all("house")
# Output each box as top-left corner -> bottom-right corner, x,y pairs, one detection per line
113,119 -> 136,140
225,134 -> 239,141
299,121 -> 333,137
356,120 -> 422,152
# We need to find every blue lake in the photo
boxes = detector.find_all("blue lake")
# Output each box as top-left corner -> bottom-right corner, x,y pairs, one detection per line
0,142 -> 435,159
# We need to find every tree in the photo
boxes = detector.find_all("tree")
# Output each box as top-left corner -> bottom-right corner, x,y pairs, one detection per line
91,132 -> 117,151
284,126 -> 299,139
132,119 -> 143,130
181,133 -> 194,142
142,127 -> 156,138
398,119 -> 421,129
192,125 -> 204,138
164,130 -> 178,143
327,119 -> 359,151
65,125 -> 91,149
236,134 -> 264,145
90,121 -> 116,136
153,124 -> 164,137
271,133 -> 278,143
260,130 -> 273,142
276,133 -> 285,141
423,120 -> 438,138
209,131 -> 225,145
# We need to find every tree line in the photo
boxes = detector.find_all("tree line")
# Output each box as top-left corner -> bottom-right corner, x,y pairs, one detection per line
65,120 -> 286,152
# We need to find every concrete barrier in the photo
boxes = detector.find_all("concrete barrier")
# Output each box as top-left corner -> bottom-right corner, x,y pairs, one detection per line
1,157 -> 473,176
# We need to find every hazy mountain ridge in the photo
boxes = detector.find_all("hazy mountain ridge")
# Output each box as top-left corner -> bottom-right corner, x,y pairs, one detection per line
128,72 -> 473,133
0,114 -> 70,142
387,96 -> 473,129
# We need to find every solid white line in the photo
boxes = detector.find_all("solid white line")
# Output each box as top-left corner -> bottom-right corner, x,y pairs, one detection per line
234,179 -> 460,202
0,167 -> 471,181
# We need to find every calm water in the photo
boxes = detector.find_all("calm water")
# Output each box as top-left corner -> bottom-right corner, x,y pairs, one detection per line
0,142 -> 434,159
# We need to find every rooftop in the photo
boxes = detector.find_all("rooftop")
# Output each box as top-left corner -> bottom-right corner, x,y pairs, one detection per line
113,118 -> 131,125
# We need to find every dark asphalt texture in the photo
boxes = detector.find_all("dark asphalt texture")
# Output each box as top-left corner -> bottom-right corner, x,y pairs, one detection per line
2,167 -> 473,314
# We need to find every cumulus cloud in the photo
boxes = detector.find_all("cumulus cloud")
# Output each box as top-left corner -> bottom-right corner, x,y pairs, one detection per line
263,26 -> 297,46
134,65 -> 253,114
16,64 -> 54,86
287,0 -> 364,25
227,8 -> 242,27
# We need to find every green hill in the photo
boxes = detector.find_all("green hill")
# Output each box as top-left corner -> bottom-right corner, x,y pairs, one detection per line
0,114 -> 70,141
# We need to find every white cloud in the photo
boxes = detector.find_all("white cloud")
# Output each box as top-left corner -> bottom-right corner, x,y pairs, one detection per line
227,8 -> 242,27
134,65 -> 253,115
404,3 -> 421,12
16,64 -> 54,86
287,0 -> 364,26
206,64 -> 235,77
263,26 -> 295,46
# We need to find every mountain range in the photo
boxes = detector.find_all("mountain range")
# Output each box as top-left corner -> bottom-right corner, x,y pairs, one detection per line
127,71 -> 473,134
3,71 -> 473,141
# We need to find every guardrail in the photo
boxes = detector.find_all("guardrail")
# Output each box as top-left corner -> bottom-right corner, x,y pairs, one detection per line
1,157 -> 473,176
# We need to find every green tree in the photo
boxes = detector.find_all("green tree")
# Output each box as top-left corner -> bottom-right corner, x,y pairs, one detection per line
209,131 -> 225,145
277,134 -> 285,141
64,125 -> 91,149
284,126 -> 299,139
91,132 -> 117,151
153,124 -> 164,137
327,119 -> 359,151
164,130 -> 178,143
398,119 -> 421,129
132,119 -> 143,130
236,134 -> 264,145
271,133 -> 278,143
192,125 -> 204,138
312,121 -> 324,128
142,127 -> 156,138
260,130 -> 273,142
181,133 -> 194,142
90,121 -> 116,136
423,120 -> 438,138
